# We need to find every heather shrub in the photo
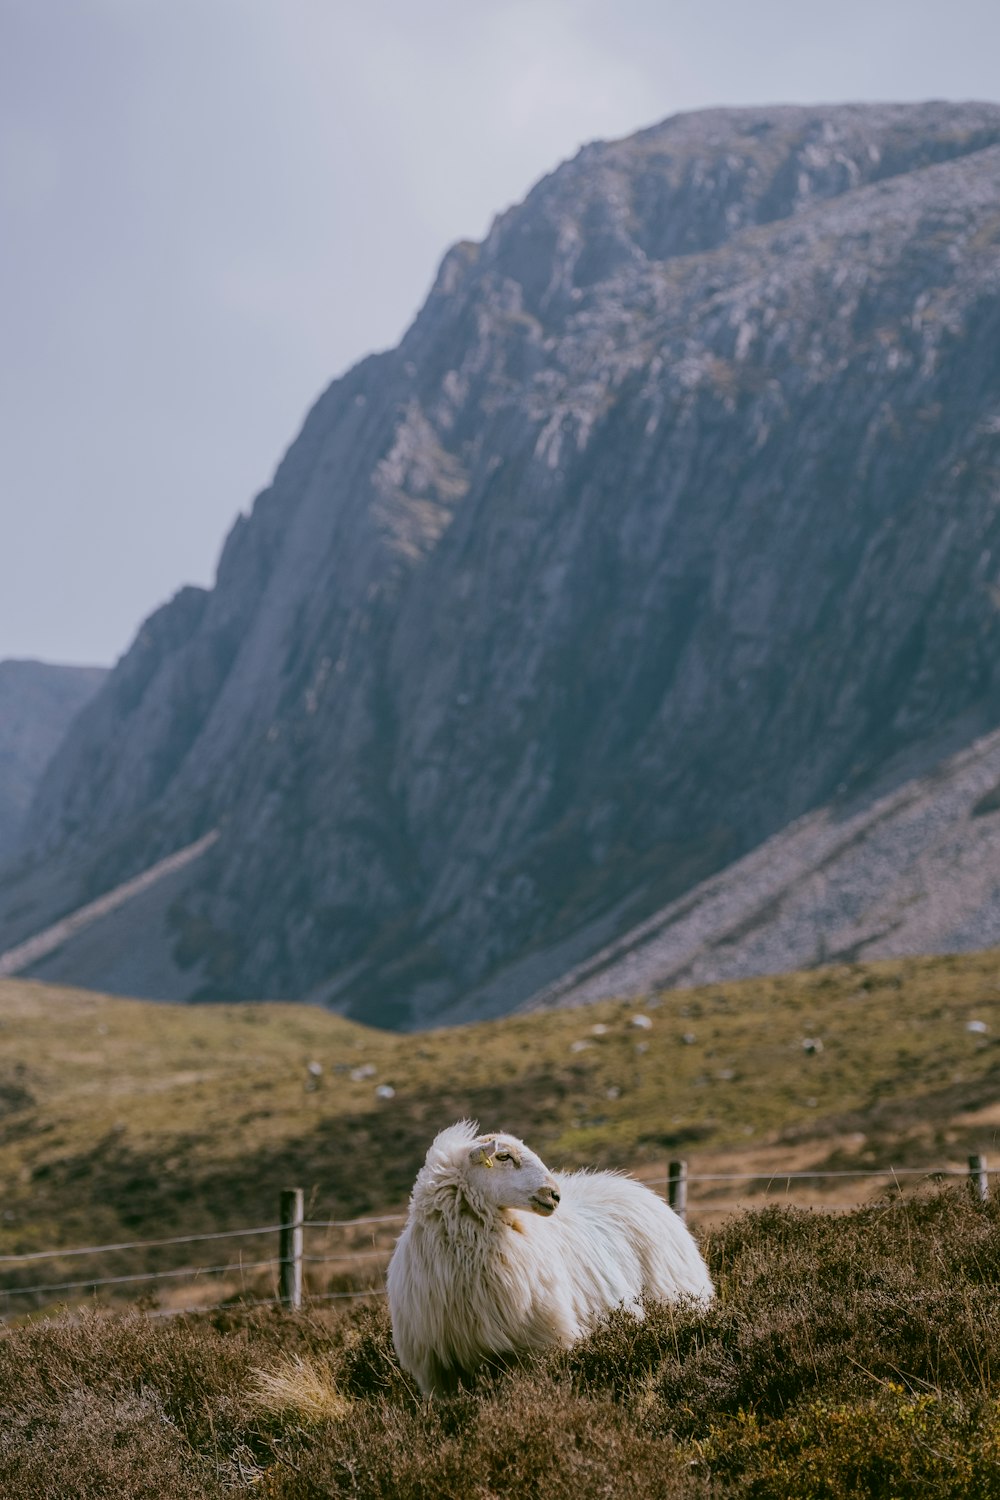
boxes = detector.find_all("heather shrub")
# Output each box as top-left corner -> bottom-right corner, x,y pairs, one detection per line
259,1378 -> 709,1500
705,1388 -> 1000,1498
2,1189 -> 999,1498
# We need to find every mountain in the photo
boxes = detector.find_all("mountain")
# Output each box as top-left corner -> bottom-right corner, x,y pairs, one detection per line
3,101 -> 1000,1027
0,661 -> 107,865
522,722 -> 1000,1012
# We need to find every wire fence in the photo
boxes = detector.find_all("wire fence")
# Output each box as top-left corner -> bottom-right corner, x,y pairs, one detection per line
0,1222 -> 288,1266
1,1156 -> 993,1323
674,1164 -> 1000,1184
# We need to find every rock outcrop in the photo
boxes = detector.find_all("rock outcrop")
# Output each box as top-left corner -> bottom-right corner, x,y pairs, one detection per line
4,102 -> 1000,1026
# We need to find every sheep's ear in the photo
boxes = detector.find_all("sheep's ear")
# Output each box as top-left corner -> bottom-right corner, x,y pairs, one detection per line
469,1141 -> 496,1168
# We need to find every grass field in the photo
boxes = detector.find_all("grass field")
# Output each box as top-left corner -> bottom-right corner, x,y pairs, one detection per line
3,954 -> 1000,1495
1,947 -> 999,1311
3,1191 -> 1000,1497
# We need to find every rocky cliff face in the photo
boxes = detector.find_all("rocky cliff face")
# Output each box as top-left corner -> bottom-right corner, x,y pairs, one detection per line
5,102 -> 1000,1025
520,722 -> 1000,1013
0,661 -> 107,865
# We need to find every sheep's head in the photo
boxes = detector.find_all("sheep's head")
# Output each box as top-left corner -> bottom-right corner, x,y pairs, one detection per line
466,1130 -> 561,1216
421,1121 -> 561,1217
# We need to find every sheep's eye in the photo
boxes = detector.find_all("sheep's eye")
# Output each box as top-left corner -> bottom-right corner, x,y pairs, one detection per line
495,1150 -> 511,1162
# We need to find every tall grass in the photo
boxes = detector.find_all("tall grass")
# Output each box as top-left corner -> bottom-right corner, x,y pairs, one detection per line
3,1188 -> 1000,1497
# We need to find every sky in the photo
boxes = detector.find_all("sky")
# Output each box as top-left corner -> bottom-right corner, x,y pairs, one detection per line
2,0 -> 999,667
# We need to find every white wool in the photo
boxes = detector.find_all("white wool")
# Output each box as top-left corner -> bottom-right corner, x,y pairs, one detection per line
387,1120 -> 713,1396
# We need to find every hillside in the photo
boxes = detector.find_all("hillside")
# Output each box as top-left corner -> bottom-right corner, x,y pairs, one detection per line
3,1196 -> 1000,1498
1,948 -> 998,1281
524,721 -> 1000,1010
4,103 -> 1000,1024
2,958 -> 1000,1495
0,660 -> 106,865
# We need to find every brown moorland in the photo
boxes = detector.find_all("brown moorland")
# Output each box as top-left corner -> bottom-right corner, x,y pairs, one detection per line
1,949 -> 999,1312
2,1190 -> 1000,1497
2,952 -> 1000,1493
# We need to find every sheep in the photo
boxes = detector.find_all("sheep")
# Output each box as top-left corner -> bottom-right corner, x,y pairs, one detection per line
386,1120 -> 713,1396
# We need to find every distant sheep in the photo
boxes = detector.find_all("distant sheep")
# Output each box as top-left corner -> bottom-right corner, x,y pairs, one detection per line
386,1120 -> 713,1396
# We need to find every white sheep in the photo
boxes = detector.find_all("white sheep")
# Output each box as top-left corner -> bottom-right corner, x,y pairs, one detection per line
387,1120 -> 713,1396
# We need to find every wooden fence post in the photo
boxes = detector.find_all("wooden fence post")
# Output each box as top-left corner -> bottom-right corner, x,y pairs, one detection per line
280,1188 -> 304,1309
668,1160 -> 688,1223
968,1154 -> 989,1204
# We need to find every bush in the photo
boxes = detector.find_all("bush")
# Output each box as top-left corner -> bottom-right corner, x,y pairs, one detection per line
705,1389 -> 1000,1498
2,1189 -> 999,1497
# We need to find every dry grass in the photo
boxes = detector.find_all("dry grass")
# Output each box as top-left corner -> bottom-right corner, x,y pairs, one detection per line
1,947 -> 998,1284
3,1189 -> 1000,1497
249,1352 -> 351,1423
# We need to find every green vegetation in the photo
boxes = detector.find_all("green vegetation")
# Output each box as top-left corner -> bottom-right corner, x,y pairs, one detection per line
0,947 -> 998,1283
2,953 -> 1000,1493
3,1191 -> 1000,1497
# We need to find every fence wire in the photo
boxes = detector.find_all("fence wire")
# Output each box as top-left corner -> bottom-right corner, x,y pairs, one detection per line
0,1223 -> 284,1266
684,1164 -> 1000,1184
303,1214 -> 407,1230
2,1259 -> 279,1300
2,1158 -> 993,1319
301,1250 -> 389,1266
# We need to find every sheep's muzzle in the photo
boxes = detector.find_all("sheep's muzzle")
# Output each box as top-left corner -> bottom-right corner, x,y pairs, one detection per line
530,1185 -> 560,1216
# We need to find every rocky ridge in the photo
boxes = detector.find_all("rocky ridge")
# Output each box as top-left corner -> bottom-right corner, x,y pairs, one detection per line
4,102 -> 1000,1025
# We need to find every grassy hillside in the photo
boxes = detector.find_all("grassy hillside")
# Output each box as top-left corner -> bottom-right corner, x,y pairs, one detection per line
3,956 -> 1000,1495
2,1192 -> 1000,1497
1,947 -> 998,1302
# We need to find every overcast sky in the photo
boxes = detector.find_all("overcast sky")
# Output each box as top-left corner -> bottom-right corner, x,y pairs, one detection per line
3,0 -> 999,666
